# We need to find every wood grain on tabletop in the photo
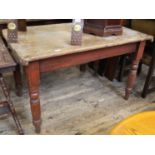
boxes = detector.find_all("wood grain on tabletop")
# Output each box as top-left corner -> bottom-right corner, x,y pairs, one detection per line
2,23 -> 153,66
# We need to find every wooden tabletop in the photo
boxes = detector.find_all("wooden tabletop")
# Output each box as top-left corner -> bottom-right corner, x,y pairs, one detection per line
2,23 -> 154,66
0,37 -> 16,70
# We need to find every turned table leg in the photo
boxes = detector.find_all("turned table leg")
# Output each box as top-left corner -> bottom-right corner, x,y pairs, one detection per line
125,41 -> 146,100
25,62 -> 41,133
14,64 -> 23,96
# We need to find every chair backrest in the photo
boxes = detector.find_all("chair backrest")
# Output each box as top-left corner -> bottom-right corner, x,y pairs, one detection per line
0,37 -> 16,72
131,19 -> 155,37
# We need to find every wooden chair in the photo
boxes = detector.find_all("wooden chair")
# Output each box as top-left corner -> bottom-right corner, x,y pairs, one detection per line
141,43 -> 155,97
0,37 -> 24,135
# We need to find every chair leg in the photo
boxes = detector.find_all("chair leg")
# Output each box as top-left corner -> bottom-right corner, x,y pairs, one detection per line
79,64 -> 86,72
137,61 -> 142,75
141,45 -> 155,98
93,61 -> 100,75
0,73 -> 24,134
13,64 -> 23,97
118,55 -> 126,82
104,57 -> 120,81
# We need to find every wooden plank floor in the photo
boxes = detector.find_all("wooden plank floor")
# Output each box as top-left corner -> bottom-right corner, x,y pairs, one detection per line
0,66 -> 155,135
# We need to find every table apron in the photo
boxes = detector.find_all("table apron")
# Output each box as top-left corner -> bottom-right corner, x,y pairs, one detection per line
39,43 -> 137,73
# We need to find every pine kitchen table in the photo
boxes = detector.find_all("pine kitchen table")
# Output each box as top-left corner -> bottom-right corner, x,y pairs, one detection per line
2,23 -> 153,133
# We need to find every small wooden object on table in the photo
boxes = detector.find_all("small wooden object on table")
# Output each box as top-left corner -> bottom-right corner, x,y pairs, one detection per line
71,19 -> 84,45
83,19 -> 123,36
0,37 -> 23,135
7,20 -> 18,43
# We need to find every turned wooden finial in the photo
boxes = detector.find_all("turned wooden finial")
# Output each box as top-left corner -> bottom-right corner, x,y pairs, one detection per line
71,19 -> 84,46
7,19 -> 18,43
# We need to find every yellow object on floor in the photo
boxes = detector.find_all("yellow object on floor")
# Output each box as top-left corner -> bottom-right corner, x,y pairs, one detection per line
110,111 -> 155,135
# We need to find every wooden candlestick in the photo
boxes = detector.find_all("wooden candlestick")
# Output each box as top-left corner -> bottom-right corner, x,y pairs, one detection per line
7,20 -> 18,43
71,19 -> 84,46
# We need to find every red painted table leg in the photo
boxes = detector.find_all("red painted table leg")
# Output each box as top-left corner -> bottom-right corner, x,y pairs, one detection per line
25,62 -> 41,133
125,41 -> 146,100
